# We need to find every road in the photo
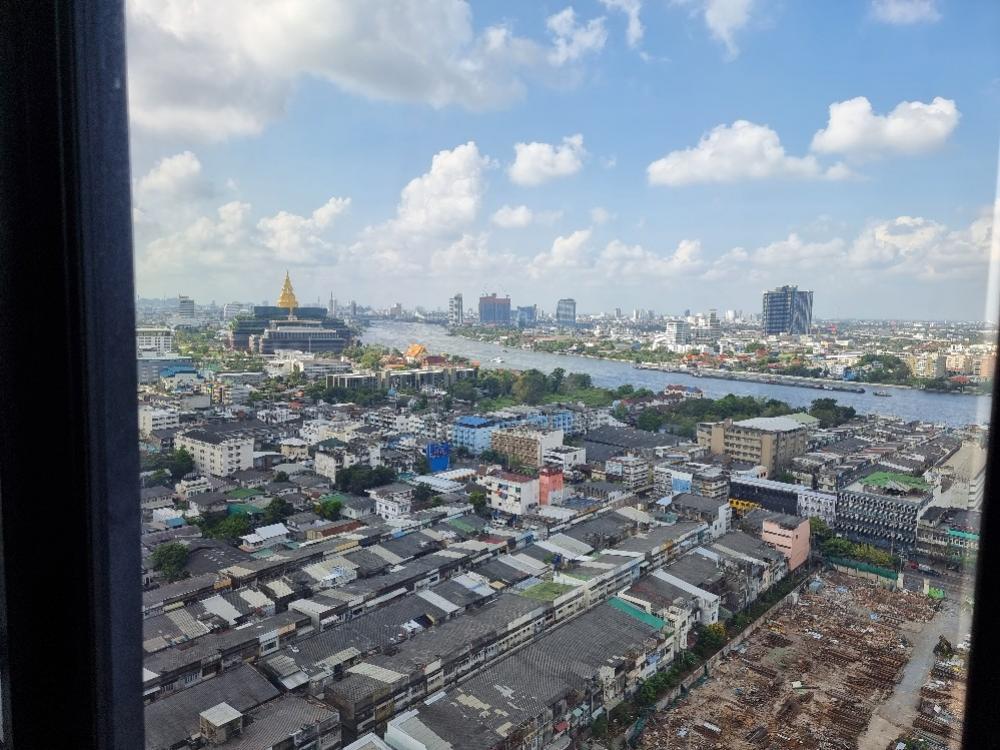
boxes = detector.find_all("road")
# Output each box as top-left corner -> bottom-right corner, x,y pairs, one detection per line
858,600 -> 968,749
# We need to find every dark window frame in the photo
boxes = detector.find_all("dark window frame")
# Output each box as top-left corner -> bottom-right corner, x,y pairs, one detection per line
0,1 -> 142,747
1,3 -> 999,750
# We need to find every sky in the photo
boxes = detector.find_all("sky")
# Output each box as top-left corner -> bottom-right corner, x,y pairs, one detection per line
127,0 -> 1000,320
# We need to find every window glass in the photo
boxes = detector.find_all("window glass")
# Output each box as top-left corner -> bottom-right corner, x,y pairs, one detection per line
129,3 -> 997,750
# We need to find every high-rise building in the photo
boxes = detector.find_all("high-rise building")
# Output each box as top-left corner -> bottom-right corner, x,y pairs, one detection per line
177,295 -> 195,318
515,305 -> 537,327
556,298 -> 576,327
448,293 -> 464,327
222,302 -> 247,320
136,326 -> 174,355
762,285 -> 813,335
664,319 -> 690,344
479,293 -> 511,326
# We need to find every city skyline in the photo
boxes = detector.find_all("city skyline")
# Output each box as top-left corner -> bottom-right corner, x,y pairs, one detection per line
128,1 -> 999,320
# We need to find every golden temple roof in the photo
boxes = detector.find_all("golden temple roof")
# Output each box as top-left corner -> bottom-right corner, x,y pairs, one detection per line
277,271 -> 299,312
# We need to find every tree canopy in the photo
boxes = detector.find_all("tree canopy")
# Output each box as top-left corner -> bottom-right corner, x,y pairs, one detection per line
150,542 -> 189,581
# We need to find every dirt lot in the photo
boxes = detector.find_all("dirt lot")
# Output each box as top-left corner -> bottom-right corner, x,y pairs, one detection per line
638,572 -> 937,750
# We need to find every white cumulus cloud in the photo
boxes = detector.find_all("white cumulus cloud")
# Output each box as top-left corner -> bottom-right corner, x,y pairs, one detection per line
257,197 -> 351,263
871,0 -> 940,25
348,141 -> 493,275
547,7 -> 608,65
672,0 -> 754,58
395,142 -> 492,234
509,134 -> 587,186
647,120 -> 846,186
598,238 -> 704,278
811,96 -> 959,159
599,0 -> 644,48
126,0 -> 607,141
590,207 -> 616,224
492,205 -> 535,228
529,228 -> 592,277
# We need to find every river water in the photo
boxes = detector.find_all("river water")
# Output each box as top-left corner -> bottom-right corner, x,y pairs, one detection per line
363,321 -> 991,428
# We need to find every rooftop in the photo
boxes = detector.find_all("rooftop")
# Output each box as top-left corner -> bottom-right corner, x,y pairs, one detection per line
733,416 -> 807,433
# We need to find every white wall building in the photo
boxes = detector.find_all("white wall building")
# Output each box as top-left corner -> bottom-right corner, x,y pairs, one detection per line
175,430 -> 253,477
368,483 -> 414,520
480,472 -> 540,516
138,405 -> 179,437
136,326 -> 174,355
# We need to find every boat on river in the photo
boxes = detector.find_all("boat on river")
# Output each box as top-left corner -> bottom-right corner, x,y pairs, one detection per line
873,390 -> 892,397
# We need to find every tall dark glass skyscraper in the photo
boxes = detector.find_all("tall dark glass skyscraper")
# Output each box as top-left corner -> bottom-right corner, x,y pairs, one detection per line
762,285 -> 813,335
556,298 -> 576,326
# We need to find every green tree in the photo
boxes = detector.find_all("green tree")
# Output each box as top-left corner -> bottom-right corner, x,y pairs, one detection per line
591,714 -> 608,739
637,682 -> 657,706
150,542 -> 189,582
441,395 -> 453,411
694,622 -> 727,657
808,398 -> 857,428
414,484 -> 434,504
335,465 -> 396,494
273,470 -> 290,483
636,409 -> 665,432
564,372 -> 592,390
809,516 -> 833,543
449,380 -> 478,402
822,537 -> 855,558
262,497 -> 291,524
169,448 -> 195,480
316,497 -> 343,520
469,489 -> 489,517
479,449 -> 506,466
512,369 -> 548,404
206,513 -> 252,542
548,367 -> 566,393
358,347 -> 386,370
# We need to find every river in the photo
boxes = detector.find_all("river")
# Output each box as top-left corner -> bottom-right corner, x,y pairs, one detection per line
362,321 -> 991,428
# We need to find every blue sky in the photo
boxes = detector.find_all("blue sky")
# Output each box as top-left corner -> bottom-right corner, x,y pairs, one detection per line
127,0 -> 999,320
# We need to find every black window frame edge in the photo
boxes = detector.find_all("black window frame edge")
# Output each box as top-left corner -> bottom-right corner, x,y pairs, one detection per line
0,1 -> 143,748
1,3 -> 998,750
963,316 -> 1000,748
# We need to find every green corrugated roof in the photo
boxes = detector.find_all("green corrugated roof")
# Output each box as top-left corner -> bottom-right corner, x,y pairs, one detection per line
947,529 -> 978,540
609,597 -> 666,630
447,517 -> 476,534
228,503 -> 264,516
227,487 -> 263,499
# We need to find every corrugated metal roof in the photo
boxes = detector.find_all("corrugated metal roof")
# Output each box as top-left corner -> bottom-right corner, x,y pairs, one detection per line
608,597 -> 666,630
348,662 -> 407,684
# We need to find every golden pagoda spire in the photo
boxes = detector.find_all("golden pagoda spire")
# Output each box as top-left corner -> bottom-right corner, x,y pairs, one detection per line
277,270 -> 299,318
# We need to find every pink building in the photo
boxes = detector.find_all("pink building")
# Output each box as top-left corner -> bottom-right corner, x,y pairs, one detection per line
761,514 -> 811,571
538,467 -> 564,505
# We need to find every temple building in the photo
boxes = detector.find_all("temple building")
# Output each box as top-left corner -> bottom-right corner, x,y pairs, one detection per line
227,272 -> 352,355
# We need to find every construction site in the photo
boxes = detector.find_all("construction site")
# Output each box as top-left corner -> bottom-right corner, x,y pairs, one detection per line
636,571 -> 945,750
